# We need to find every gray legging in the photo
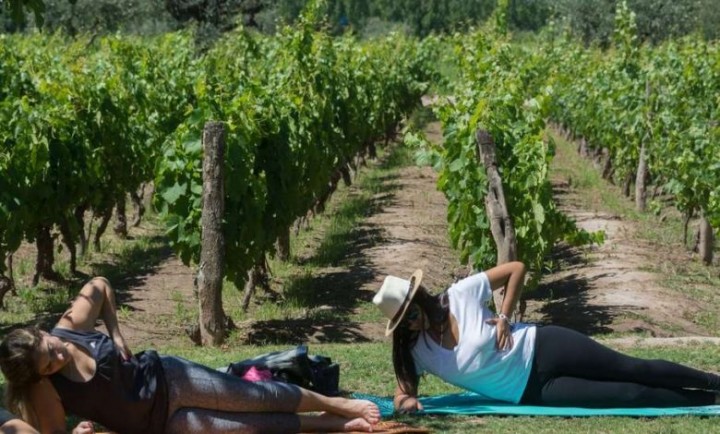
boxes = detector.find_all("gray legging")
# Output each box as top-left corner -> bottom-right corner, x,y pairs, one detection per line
161,356 -> 303,433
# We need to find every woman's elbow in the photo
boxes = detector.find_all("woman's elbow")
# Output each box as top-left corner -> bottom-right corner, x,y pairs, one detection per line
511,261 -> 526,274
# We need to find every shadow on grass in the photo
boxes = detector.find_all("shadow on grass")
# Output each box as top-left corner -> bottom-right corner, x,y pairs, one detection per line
301,162 -> 403,268
0,234 -> 174,337
243,318 -> 373,345
246,146 -> 414,344
89,234 -> 174,309
244,267 -> 381,344
531,272 -> 617,335
284,265 -> 377,314
247,260 -> 383,344
304,203 -> 390,267
531,241 -> 650,335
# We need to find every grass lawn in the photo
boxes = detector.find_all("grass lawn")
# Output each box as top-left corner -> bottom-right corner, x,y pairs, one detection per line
157,340 -> 720,433
2,131 -> 720,433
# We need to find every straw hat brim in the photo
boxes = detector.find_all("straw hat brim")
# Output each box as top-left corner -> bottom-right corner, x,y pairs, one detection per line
385,269 -> 423,336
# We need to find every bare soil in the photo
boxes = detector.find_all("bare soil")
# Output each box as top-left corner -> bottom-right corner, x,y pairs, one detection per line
522,179 -> 709,338
7,120 -> 714,349
122,120 -> 713,348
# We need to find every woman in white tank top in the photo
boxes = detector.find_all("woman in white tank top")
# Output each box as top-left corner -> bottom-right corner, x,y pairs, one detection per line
374,262 -> 720,412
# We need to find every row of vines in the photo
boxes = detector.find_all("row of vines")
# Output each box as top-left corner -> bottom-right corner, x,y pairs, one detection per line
546,2 -> 720,263
0,2 -> 434,306
0,31 -> 193,288
427,29 -> 600,292
427,1 -> 717,294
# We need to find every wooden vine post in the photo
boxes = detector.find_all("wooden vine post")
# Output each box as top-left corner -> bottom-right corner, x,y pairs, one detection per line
197,121 -> 227,346
635,80 -> 651,212
475,129 -> 524,320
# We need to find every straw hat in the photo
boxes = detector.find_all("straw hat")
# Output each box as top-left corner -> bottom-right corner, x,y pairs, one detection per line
372,270 -> 423,336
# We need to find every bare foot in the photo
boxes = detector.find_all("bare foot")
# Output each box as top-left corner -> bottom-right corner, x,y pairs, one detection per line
334,399 -> 381,424
343,417 -> 373,432
313,413 -> 374,433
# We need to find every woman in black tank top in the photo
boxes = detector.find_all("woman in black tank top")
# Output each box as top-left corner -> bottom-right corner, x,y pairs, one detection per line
0,277 -> 381,434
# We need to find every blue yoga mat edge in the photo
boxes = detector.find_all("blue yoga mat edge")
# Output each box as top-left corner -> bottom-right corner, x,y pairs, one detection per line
352,392 -> 720,418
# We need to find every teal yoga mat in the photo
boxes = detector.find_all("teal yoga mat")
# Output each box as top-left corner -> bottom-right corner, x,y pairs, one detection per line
352,392 -> 720,418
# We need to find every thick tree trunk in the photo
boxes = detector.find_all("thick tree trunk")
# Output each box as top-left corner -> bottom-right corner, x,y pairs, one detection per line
94,207 -> 113,252
197,121 -> 227,346
622,173 -> 632,198
601,149 -> 613,181
699,213 -> 714,265
578,137 -> 589,158
314,170 -> 341,215
242,262 -> 262,312
59,219 -> 77,275
0,275 -> 12,309
340,164 -> 352,187
475,129 -> 522,320
241,258 -> 276,311
275,227 -> 291,262
683,209 -> 693,249
75,205 -> 88,257
33,225 -> 58,286
114,196 -> 128,239
130,185 -> 145,227
7,254 -> 14,288
368,143 -> 377,159
1,254 -> 16,309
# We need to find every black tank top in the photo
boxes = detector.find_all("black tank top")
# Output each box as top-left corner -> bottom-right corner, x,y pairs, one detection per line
49,328 -> 168,434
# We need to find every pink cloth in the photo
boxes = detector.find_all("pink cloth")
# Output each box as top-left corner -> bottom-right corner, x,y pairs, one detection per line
241,366 -> 273,382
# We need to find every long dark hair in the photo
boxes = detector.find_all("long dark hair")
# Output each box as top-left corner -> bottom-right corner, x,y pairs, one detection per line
0,327 -> 44,425
392,286 -> 449,395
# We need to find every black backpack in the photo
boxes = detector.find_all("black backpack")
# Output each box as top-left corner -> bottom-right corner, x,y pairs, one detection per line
223,345 -> 341,396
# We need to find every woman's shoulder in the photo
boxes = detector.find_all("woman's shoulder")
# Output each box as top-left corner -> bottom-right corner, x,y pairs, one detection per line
447,272 -> 490,297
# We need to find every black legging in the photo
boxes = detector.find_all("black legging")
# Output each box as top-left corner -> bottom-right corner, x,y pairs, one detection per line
520,325 -> 719,407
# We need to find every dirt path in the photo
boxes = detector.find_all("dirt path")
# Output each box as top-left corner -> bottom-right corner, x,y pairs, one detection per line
110,255 -> 196,349
116,121 -> 713,348
523,184 -> 707,337
523,134 -> 710,338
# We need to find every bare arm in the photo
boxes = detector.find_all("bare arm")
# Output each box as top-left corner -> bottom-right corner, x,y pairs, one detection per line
56,277 -> 131,359
484,261 -> 526,351
485,261 -> 526,318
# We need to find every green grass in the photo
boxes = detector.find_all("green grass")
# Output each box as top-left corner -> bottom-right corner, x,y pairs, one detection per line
2,339 -> 719,432
0,211 -> 173,331
4,131 -> 720,432
99,341 -> 720,432
222,145 -> 414,326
